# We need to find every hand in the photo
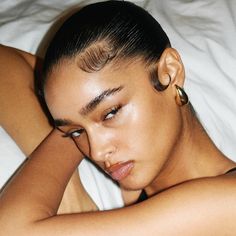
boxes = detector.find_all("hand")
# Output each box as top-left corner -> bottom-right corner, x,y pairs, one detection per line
58,168 -> 98,214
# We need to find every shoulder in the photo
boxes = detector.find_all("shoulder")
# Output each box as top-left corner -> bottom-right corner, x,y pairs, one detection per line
139,174 -> 236,235
0,44 -> 38,69
175,172 -> 236,193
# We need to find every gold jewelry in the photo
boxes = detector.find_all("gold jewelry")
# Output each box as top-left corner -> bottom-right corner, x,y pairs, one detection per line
175,85 -> 189,106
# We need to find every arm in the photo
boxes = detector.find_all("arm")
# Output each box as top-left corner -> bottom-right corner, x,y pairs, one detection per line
0,44 -> 50,155
0,45 -> 97,213
1,129 -> 236,236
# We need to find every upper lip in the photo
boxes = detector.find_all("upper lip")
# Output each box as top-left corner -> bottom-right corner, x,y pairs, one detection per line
105,160 -> 133,174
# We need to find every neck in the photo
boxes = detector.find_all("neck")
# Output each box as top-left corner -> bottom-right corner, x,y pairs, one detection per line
145,107 -> 235,196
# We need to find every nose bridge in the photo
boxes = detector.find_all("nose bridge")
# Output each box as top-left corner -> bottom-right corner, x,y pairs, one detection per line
88,125 -> 114,162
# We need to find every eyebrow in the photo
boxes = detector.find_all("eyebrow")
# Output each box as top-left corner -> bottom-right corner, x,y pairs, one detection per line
53,85 -> 124,127
80,85 -> 124,116
54,118 -> 74,127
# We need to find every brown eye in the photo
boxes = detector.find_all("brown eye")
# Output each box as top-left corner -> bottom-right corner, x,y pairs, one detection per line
63,129 -> 84,139
71,130 -> 83,138
103,105 -> 121,120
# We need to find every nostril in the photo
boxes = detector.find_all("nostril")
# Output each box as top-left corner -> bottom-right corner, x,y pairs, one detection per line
90,140 -> 117,163
105,151 -> 113,159
104,146 -> 117,161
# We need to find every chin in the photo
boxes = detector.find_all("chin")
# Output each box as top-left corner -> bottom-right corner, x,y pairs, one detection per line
119,175 -> 151,191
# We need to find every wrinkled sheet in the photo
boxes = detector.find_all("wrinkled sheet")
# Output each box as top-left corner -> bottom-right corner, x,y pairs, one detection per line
1,0 -> 236,209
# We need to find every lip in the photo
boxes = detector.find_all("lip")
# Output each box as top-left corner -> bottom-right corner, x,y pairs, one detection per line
106,161 -> 134,181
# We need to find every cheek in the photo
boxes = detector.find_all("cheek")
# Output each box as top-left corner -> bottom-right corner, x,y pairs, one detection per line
118,112 -> 151,157
126,98 -> 179,159
150,104 -> 182,158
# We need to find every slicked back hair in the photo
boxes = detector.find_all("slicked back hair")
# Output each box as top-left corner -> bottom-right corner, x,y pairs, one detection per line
41,1 -> 171,96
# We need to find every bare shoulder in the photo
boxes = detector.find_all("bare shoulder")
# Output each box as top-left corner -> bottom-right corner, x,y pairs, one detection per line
0,44 -> 37,68
142,174 -> 236,235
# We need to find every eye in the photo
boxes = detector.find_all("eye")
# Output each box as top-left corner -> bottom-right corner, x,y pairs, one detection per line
71,130 -> 83,138
63,129 -> 84,139
103,105 -> 121,121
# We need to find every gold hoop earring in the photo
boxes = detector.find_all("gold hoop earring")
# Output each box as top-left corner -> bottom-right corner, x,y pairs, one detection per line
175,85 -> 189,106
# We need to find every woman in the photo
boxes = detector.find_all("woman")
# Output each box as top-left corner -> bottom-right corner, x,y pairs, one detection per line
1,1 -> 236,235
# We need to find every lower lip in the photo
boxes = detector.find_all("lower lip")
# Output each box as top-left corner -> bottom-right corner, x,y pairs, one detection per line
109,162 -> 134,181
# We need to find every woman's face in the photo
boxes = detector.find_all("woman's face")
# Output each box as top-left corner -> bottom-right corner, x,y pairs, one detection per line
45,57 -> 182,191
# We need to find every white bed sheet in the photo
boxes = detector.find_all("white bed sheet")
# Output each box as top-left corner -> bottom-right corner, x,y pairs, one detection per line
1,0 -> 236,208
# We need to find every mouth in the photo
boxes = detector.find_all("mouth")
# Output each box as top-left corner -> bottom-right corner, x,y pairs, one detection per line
106,161 -> 134,181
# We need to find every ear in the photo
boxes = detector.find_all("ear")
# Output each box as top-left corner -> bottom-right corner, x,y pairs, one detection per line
157,48 -> 185,88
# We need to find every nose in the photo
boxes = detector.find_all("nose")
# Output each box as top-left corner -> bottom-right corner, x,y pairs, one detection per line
88,128 -> 116,164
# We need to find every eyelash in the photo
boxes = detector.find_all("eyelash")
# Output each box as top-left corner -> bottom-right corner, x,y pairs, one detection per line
62,129 -> 84,139
63,105 -> 122,139
103,105 -> 122,121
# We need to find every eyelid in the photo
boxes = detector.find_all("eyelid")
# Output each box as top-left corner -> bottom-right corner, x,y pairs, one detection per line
102,105 -> 122,121
55,127 -> 70,138
62,128 -> 84,138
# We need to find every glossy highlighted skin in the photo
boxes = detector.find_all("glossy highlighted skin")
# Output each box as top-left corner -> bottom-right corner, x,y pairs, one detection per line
1,1 -> 236,236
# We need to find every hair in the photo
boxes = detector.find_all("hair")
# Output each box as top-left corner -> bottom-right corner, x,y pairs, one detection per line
39,0 -> 171,98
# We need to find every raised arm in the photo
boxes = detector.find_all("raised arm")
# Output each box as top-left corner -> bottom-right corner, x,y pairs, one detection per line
0,44 -> 51,155
1,128 -> 236,236
0,45 -> 97,213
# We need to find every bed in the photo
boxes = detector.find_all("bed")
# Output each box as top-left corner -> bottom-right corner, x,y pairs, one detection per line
1,0 -> 236,209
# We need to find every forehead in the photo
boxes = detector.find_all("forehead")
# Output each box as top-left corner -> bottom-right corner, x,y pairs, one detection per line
45,57 -> 149,118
